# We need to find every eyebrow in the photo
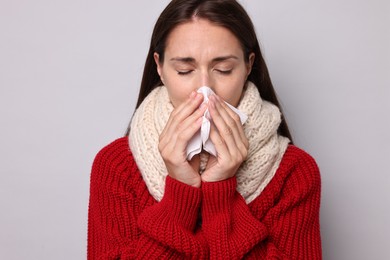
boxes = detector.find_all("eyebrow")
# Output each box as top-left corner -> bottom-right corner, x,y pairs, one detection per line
212,55 -> 239,62
170,57 -> 196,63
170,55 -> 239,63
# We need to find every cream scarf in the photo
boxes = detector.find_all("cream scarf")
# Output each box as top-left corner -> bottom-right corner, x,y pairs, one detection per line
129,82 -> 290,204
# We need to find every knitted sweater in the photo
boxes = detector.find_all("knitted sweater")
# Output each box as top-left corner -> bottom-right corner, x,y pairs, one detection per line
87,137 -> 322,259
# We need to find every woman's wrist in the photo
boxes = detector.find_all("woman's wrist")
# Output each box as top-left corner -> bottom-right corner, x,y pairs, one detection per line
171,174 -> 201,188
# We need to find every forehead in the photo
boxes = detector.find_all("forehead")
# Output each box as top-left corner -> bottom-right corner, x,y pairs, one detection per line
164,19 -> 244,58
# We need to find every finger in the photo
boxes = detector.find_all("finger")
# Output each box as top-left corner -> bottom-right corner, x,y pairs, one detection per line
208,123 -> 229,159
159,112 -> 204,155
160,91 -> 198,139
159,91 -> 203,145
208,95 -> 240,153
159,103 -> 207,155
209,95 -> 248,158
217,96 -> 248,147
161,92 -> 204,140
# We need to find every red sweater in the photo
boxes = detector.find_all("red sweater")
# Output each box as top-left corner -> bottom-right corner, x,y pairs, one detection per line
87,137 -> 321,259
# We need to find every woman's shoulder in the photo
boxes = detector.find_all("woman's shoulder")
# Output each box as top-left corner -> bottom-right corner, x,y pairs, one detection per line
91,137 -> 137,177
249,145 -> 321,213
274,145 -> 321,191
89,137 -> 149,204
93,136 -> 132,162
282,145 -> 319,171
95,136 -> 131,156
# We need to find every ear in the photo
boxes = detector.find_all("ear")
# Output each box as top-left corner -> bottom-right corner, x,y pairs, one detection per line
154,52 -> 163,79
246,52 -> 255,77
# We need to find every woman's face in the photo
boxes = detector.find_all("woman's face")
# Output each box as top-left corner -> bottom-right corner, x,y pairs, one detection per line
154,18 -> 254,107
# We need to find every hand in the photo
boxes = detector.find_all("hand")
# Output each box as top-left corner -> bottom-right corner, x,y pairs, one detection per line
201,95 -> 249,182
158,92 -> 207,188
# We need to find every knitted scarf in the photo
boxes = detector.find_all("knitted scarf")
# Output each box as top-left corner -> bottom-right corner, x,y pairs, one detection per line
129,82 -> 290,204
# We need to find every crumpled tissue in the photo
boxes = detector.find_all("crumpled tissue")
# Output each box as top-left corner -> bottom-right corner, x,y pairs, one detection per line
186,86 -> 248,160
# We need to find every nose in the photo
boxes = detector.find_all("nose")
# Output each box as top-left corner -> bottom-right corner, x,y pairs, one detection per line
199,70 -> 214,89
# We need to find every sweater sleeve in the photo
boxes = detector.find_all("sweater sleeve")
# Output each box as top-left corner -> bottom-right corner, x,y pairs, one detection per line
87,139 -> 208,259
136,176 -> 208,259
201,178 -> 269,259
200,146 -> 322,260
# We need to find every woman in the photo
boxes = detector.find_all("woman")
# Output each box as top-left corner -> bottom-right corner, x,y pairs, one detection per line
88,0 -> 322,259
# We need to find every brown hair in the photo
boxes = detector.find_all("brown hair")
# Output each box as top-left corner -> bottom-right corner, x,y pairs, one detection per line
125,0 -> 293,142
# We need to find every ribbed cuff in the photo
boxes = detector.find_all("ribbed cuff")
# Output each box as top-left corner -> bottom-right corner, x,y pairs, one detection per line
159,176 -> 202,228
201,177 -> 237,217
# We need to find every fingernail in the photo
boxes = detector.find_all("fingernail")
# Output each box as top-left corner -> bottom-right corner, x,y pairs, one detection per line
190,91 -> 196,98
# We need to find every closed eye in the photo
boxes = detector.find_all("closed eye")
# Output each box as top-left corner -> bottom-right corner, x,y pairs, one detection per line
177,70 -> 193,75
215,69 -> 233,75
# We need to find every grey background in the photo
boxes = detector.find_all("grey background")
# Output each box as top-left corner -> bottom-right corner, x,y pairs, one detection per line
0,0 -> 389,259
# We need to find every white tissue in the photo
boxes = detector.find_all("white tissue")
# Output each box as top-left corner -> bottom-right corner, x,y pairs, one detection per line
186,86 -> 248,160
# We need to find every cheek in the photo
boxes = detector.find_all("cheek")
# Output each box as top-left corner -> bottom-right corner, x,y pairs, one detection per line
163,71 -> 199,107
165,80 -> 192,108
161,71 -> 183,107
223,88 -> 244,107
216,78 -> 246,106
166,90 -> 187,107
